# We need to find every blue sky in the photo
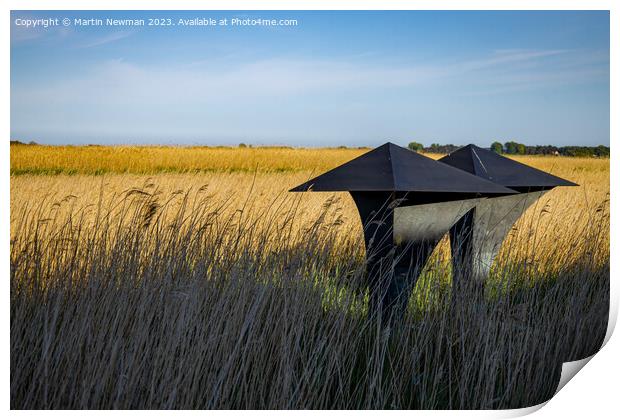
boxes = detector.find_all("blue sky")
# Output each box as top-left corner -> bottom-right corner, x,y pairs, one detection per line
11,10 -> 609,147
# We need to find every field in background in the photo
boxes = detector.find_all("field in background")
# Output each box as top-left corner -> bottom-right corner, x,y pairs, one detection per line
10,144 -> 371,175
10,145 -> 610,409
9,143 -> 609,176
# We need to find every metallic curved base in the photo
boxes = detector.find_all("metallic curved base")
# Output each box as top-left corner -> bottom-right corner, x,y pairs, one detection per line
449,191 -> 547,298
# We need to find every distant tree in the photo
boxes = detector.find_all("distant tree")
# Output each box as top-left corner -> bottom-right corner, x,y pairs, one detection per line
504,141 -> 517,154
408,142 -> 424,152
423,143 -> 460,154
491,142 -> 503,154
504,141 -> 526,154
595,145 -> 610,157
238,143 -> 247,148
560,145 -> 609,157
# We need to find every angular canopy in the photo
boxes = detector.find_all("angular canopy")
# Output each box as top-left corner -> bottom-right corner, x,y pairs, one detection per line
290,142 -> 516,194
438,144 -> 578,189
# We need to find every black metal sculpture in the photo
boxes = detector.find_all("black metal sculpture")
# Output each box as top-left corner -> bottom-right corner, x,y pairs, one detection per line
439,145 -> 577,298
291,142 -> 516,322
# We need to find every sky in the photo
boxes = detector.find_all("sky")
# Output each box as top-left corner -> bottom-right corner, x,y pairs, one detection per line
10,10 -> 610,148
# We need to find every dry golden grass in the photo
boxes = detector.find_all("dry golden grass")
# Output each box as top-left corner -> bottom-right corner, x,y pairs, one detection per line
10,149 -> 609,269
10,144 -> 372,175
11,143 -> 609,177
10,145 -> 610,409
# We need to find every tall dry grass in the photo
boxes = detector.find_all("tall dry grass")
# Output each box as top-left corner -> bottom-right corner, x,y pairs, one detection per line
10,149 -> 609,409
10,160 -> 609,269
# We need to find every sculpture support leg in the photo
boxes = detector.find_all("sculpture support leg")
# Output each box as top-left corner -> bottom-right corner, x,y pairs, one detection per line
352,193 -> 480,324
372,244 -> 436,323
449,191 -> 547,301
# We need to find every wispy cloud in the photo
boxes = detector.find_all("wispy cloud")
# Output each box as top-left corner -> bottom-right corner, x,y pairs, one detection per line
77,31 -> 133,49
14,48 -> 603,105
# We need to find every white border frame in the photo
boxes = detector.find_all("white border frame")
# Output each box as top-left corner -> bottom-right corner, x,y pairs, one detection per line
3,1 -> 617,418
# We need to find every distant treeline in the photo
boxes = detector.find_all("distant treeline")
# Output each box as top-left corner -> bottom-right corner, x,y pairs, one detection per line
11,140 -> 610,157
11,140 -> 39,146
408,141 -> 609,157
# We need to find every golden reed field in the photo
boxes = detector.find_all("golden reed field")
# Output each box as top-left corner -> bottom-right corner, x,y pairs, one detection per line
10,144 -> 610,409
10,144 -> 609,268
